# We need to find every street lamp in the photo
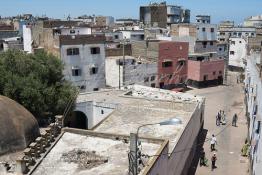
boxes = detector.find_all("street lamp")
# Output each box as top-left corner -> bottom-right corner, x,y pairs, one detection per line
128,118 -> 182,175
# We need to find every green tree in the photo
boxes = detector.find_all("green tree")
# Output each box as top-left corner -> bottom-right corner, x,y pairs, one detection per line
0,50 -> 77,124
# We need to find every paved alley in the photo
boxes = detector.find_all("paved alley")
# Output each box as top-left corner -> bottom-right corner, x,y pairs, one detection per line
189,72 -> 249,175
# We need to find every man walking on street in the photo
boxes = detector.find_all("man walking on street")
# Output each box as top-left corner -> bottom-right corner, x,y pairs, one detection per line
211,153 -> 217,171
232,113 -> 238,127
210,134 -> 217,151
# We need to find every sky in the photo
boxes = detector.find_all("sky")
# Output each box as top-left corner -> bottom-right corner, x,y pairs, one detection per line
1,0 -> 262,24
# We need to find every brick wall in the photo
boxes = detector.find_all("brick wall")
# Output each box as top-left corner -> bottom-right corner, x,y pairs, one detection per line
158,41 -> 189,88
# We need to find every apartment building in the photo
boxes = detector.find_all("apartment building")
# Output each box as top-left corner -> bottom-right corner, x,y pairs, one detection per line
60,34 -> 106,92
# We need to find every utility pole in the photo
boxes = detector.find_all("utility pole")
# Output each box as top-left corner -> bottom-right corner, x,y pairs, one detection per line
224,39 -> 230,85
119,38 -> 126,89
122,38 -> 126,87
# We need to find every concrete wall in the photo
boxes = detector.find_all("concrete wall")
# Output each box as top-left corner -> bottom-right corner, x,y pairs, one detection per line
23,25 -> 32,53
105,57 -> 157,88
166,101 -> 204,175
196,23 -> 217,41
60,27 -> 91,35
75,101 -> 115,129
188,59 -> 224,81
61,43 -> 106,92
245,52 -> 262,175
229,38 -> 247,68
132,41 -> 159,61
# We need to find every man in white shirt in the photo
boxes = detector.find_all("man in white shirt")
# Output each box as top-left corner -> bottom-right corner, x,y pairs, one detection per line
210,134 -> 217,151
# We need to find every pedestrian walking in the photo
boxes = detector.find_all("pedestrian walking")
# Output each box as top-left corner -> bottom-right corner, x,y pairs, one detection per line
210,134 -> 217,151
199,149 -> 208,166
232,113 -> 238,127
211,153 -> 217,171
216,113 -> 220,126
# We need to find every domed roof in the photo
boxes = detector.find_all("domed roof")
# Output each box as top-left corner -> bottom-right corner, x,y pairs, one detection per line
0,95 -> 40,155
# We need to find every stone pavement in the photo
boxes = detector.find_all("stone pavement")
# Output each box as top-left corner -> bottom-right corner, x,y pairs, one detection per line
188,72 -> 249,175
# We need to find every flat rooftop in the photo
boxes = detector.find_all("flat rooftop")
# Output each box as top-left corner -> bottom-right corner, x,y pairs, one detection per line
32,132 -> 162,175
77,85 -> 203,152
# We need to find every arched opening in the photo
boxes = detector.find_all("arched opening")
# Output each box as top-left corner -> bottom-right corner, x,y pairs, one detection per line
64,111 -> 88,129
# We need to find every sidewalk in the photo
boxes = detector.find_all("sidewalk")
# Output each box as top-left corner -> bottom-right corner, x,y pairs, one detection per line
189,72 -> 249,175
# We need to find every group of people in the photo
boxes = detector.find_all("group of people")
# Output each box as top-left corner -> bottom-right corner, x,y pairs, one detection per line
200,111 -> 240,171
216,110 -> 226,126
199,134 -> 218,171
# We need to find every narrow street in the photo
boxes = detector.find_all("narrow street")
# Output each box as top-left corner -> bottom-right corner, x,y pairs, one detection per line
189,72 -> 249,175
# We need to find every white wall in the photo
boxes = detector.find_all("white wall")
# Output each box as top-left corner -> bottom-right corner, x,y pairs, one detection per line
105,57 -> 157,88
245,52 -> 262,175
60,27 -> 91,35
61,43 -> 106,92
75,101 -> 115,129
23,25 -> 32,53
196,23 -> 217,41
229,38 -> 247,68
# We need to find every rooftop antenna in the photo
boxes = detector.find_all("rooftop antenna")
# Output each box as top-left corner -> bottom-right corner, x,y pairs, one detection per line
67,14 -> 71,21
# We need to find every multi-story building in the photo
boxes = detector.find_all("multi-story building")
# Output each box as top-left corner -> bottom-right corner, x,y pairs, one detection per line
140,2 -> 190,28
244,51 -> 262,175
132,40 -> 189,90
218,26 -> 256,42
60,34 -> 106,92
95,16 -> 114,27
187,53 -> 225,88
228,37 -> 247,70
105,56 -> 157,88
244,15 -> 262,27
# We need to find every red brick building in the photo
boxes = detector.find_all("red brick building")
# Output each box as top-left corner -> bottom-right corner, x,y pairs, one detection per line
158,41 -> 189,89
187,53 -> 225,88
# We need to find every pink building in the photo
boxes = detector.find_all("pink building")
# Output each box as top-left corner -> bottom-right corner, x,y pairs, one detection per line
187,53 -> 225,88
158,41 -> 189,89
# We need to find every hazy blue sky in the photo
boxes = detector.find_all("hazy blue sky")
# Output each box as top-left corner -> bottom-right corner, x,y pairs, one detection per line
1,0 -> 262,24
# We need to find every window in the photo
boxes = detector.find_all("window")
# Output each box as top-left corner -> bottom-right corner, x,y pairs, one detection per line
91,47 -> 100,54
67,48 -> 79,55
114,35 -> 119,39
220,32 -> 225,36
93,88 -> 99,91
151,83 -> 156,87
210,53 -> 213,57
239,41 -> 242,44
101,110 -> 104,114
210,41 -> 213,45
219,48 -> 222,51
203,75 -> 208,81
210,28 -> 214,32
178,60 -> 185,66
254,105 -> 258,115
219,70 -> 222,74
202,28 -> 206,32
70,30 -> 75,34
162,61 -> 173,68
230,51 -> 235,55
168,74 -> 172,79
231,41 -> 235,45
144,77 -> 149,82
150,76 -> 155,81
90,67 -> 98,74
72,67 -> 81,76
256,121 -> 261,134
251,33 -> 255,36
140,35 -> 145,40
213,71 -> 216,75
80,85 -> 86,90
203,41 -> 207,48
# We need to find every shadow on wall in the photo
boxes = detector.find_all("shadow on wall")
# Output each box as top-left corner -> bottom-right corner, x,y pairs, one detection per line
187,129 -> 208,175
64,111 -> 88,129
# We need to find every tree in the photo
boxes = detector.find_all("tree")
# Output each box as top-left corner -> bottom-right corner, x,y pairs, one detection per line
0,50 -> 77,124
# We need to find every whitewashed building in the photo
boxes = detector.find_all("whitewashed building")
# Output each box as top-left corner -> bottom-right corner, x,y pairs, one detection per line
60,35 -> 106,92
229,37 -> 247,70
245,51 -> 262,175
105,56 -> 157,88
23,25 -> 33,53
